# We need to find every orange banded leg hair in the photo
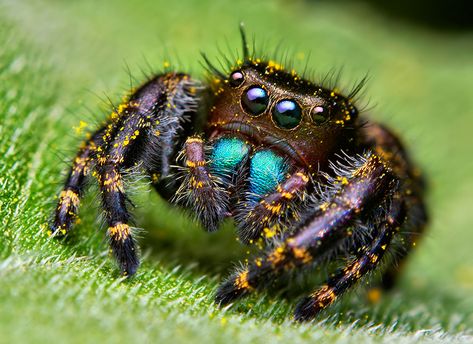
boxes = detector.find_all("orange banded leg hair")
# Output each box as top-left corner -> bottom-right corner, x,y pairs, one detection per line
215,154 -> 399,310
50,127 -> 105,236
294,198 -> 405,321
173,136 -> 230,231
235,171 -> 309,243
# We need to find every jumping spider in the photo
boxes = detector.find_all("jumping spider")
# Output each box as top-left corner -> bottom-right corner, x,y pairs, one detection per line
50,27 -> 427,321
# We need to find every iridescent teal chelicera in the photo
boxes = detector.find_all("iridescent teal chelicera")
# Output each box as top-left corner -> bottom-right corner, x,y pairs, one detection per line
248,150 -> 287,200
210,137 -> 249,177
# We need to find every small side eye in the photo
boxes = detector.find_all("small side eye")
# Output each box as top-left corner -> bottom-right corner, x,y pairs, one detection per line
229,71 -> 244,87
272,99 -> 302,129
310,106 -> 330,125
242,86 -> 269,116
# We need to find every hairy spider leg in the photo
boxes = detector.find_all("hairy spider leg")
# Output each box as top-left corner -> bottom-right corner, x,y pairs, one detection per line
99,73 -> 201,276
294,196 -> 406,321
361,123 -> 428,290
235,170 -> 310,244
380,196 -> 427,290
173,136 -> 242,231
50,126 -> 106,236
95,100 -> 154,276
215,154 -> 398,305
51,73 -> 200,276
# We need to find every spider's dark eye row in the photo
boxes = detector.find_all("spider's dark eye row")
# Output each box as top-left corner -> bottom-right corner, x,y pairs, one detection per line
310,106 -> 330,125
240,84 -> 332,129
229,71 -> 244,87
242,86 -> 269,116
272,100 -> 302,129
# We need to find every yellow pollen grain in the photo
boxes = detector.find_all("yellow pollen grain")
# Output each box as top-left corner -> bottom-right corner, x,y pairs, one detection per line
263,227 -> 277,238
319,202 -> 329,212
117,103 -> 128,114
73,120 -> 88,135
367,287 -> 382,304
255,258 -> 262,267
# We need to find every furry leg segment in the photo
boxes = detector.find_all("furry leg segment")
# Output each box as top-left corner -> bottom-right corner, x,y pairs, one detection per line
216,154 -> 397,305
380,195 -> 427,289
294,197 -> 406,321
236,171 -> 310,243
98,164 -> 138,276
50,126 -> 105,236
174,136 -> 229,231
96,109 -> 151,275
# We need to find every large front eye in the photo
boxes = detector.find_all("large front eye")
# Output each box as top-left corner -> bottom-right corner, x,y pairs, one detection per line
242,86 -> 269,116
272,99 -> 302,129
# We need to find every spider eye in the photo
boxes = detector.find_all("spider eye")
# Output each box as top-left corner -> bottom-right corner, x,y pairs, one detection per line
310,106 -> 330,125
229,71 -> 244,87
272,99 -> 302,129
242,86 -> 269,116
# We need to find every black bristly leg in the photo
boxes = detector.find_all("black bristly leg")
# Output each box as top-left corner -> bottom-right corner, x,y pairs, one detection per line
377,188 -> 427,290
235,171 -> 310,243
50,127 -> 105,236
215,153 -> 398,305
360,123 -> 428,291
294,196 -> 406,321
173,136 -> 230,231
98,73 -> 200,276
52,72 -> 200,276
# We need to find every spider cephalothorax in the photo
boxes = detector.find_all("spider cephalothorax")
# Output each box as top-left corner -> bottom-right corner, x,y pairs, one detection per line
50,26 -> 427,321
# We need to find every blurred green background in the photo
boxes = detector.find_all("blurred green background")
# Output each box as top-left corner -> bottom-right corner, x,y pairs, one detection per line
1,0 -> 472,343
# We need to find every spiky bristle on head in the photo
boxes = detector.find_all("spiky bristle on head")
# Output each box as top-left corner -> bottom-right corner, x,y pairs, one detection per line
201,25 -> 368,111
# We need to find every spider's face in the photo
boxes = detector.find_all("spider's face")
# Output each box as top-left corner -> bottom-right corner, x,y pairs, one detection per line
207,61 -> 359,170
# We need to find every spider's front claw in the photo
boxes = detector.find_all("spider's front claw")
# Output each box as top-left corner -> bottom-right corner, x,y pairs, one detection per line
215,271 -> 253,305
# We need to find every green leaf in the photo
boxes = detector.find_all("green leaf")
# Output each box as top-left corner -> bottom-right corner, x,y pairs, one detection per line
1,1 -> 473,343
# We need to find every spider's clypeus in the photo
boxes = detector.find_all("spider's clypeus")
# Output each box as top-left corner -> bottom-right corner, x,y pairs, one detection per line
50,27 -> 428,321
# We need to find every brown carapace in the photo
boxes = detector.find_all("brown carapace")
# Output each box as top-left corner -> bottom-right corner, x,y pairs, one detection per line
50,26 -> 427,321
